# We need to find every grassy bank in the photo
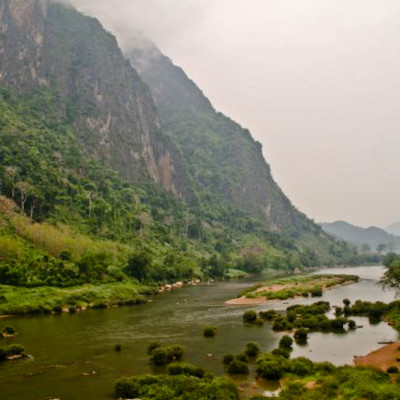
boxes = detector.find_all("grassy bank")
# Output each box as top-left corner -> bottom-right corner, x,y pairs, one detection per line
0,281 -> 155,315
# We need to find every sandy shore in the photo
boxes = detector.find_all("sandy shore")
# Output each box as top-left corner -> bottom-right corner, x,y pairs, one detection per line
225,283 -> 292,305
225,279 -> 355,306
225,296 -> 270,305
354,341 -> 400,371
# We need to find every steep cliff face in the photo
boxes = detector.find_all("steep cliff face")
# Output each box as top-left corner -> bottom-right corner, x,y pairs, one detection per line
0,0 -> 356,267
0,0 -> 194,199
128,44 -> 309,233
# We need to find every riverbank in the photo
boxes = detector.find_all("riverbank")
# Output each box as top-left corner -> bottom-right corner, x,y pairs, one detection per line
225,274 -> 359,305
0,281 -> 156,315
354,341 -> 400,371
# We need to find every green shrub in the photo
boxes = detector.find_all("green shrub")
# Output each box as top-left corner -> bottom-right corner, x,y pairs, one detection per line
348,320 -> 356,330
272,317 -> 290,331
236,353 -> 249,363
114,374 -> 239,400
343,298 -> 351,306
290,357 -> 314,376
294,328 -> 308,342
150,348 -> 170,366
335,306 -> 343,316
243,310 -> 257,323
227,360 -> 249,374
6,344 -> 24,356
2,326 -> 16,335
223,354 -> 235,365
256,358 -> 287,380
314,361 -> 336,374
171,345 -> 184,360
203,326 -> 217,338
272,348 -> 290,358
245,342 -> 260,358
286,311 -> 297,323
310,287 -> 323,297
147,341 -> 162,355
114,344 -> 122,351
166,362 -> 206,378
387,366 -> 399,374
279,335 -> 293,349
149,345 -> 185,366
259,310 -> 278,321
330,318 -> 346,331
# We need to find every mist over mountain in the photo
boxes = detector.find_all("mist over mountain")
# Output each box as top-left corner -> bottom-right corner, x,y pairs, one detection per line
321,221 -> 400,252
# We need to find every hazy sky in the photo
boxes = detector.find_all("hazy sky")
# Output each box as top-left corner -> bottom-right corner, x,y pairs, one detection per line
64,0 -> 400,228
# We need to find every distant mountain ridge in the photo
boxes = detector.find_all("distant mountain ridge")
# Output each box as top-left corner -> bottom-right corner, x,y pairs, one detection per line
385,222 -> 400,237
321,221 -> 400,251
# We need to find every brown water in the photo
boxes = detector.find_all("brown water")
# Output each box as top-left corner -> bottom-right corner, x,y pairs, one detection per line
0,266 -> 397,400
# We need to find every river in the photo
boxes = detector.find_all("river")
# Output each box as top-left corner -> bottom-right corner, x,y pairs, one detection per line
0,265 -> 398,400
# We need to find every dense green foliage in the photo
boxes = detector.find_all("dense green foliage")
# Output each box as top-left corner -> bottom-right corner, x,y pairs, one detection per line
253,349 -> 400,400
0,281 -> 151,315
278,365 -> 400,400
115,374 -> 239,400
0,84 -> 366,307
148,343 -> 185,366
344,300 -> 390,321
166,363 -> 208,379
226,359 -> 249,375
258,300 -> 361,334
244,342 -> 260,358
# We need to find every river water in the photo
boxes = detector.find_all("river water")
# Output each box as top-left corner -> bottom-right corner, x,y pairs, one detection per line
0,265 -> 398,400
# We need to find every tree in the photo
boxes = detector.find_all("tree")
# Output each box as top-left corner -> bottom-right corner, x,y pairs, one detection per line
4,166 -> 18,198
184,214 -> 195,239
15,181 -> 33,215
279,335 -> 293,349
86,190 -> 96,219
380,258 -> 400,295
361,243 -> 371,253
124,251 -> 153,282
377,243 -> 387,254
138,211 -> 152,237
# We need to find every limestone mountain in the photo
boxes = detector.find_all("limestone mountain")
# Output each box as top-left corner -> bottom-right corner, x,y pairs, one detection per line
0,0 -> 194,199
0,0 -> 356,274
128,41 -> 309,233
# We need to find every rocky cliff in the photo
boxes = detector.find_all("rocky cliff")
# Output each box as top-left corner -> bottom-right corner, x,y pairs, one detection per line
128,42 -> 310,233
0,0 -> 194,200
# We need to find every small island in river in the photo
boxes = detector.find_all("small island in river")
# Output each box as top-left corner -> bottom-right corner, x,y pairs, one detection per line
225,274 -> 359,305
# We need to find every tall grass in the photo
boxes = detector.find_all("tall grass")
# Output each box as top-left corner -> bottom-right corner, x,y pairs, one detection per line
10,215 -> 130,264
